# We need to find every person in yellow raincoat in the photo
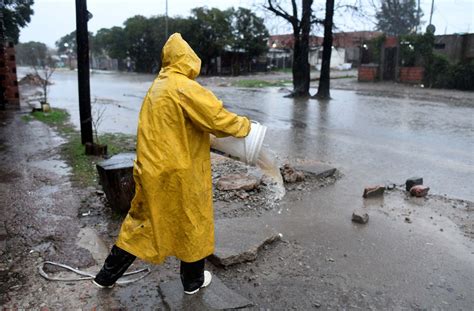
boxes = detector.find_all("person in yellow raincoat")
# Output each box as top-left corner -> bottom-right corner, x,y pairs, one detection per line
92,33 -> 251,294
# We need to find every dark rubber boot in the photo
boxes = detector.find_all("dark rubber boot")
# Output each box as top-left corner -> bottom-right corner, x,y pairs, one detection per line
93,245 -> 136,288
180,259 -> 205,293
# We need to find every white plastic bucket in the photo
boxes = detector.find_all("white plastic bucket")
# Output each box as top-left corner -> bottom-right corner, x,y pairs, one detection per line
211,121 -> 267,165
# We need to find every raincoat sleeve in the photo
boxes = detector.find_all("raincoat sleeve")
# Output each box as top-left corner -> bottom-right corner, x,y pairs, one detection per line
178,81 -> 251,138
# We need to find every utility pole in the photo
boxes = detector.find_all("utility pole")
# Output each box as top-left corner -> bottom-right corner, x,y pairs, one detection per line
165,0 -> 168,40
429,0 -> 435,25
0,0 -> 6,110
417,0 -> 421,32
75,0 -> 93,145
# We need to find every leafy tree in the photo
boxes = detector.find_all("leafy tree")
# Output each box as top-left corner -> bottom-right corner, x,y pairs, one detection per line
15,41 -> 47,66
188,7 -> 234,74
56,30 -> 95,55
55,31 -> 77,54
1,0 -> 34,44
149,16 -> 196,70
231,7 -> 269,71
376,0 -> 422,35
55,6 -> 270,74
94,27 -> 127,59
123,15 -> 157,73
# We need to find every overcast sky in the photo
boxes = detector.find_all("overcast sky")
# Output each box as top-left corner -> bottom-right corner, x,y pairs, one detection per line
19,0 -> 473,48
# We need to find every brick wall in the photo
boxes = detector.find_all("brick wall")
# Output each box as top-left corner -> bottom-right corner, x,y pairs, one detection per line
384,36 -> 398,48
358,65 -> 379,82
399,67 -> 424,84
0,42 -> 19,105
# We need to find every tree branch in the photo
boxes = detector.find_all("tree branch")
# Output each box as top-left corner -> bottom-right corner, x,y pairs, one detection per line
291,0 -> 298,21
311,17 -> 325,25
265,0 -> 298,27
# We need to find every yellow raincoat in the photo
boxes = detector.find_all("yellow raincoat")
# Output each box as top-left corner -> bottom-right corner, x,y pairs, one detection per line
116,33 -> 251,264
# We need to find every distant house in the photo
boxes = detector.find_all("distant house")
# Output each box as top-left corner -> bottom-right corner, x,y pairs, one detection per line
267,31 -> 382,70
91,55 -> 119,71
434,33 -> 474,63
332,31 -> 383,65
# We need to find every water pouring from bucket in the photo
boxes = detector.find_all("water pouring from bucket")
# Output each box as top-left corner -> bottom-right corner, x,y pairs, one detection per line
211,121 -> 267,165
211,121 -> 285,200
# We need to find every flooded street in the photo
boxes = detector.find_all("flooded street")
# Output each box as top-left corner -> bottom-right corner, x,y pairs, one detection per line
28,68 -> 473,201
5,68 -> 473,309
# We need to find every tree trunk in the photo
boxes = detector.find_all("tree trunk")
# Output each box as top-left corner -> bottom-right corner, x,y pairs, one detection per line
291,34 -> 310,97
315,0 -> 334,100
288,0 -> 312,98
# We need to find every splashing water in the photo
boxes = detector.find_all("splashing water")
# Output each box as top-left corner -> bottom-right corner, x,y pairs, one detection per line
256,147 -> 285,200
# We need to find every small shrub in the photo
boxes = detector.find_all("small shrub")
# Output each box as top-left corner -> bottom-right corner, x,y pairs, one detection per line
451,61 -> 474,91
424,54 -> 474,90
425,53 -> 451,88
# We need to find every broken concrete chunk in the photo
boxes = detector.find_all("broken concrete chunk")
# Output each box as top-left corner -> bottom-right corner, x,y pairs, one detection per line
363,185 -> 385,198
216,174 -> 260,191
280,164 -> 305,183
406,177 -> 423,191
352,209 -> 369,224
210,217 -> 281,266
294,163 -> 337,179
410,185 -> 430,197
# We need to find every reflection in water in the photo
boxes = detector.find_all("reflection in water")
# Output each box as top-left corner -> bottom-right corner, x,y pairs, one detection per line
290,97 -> 310,156
315,100 -> 330,159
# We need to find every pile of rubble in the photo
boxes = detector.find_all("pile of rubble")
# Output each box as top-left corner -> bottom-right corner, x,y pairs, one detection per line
353,176 -> 431,225
19,73 -> 51,86
212,157 -> 340,217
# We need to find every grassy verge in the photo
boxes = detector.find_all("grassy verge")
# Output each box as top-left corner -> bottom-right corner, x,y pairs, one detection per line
232,79 -> 292,88
22,108 -> 136,187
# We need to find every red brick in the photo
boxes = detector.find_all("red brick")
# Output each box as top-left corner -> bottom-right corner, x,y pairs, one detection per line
399,67 -> 424,84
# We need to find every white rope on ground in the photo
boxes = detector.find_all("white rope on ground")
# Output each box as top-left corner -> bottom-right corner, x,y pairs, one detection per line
38,261 -> 151,285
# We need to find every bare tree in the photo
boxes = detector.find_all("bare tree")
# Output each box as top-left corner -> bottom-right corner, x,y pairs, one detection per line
91,98 -> 107,145
265,0 -> 323,98
32,60 -> 56,106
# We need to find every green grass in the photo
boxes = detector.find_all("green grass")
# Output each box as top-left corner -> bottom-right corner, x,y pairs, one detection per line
24,108 -> 136,187
99,133 -> 136,155
31,110 -> 69,125
22,109 -> 71,131
232,79 -> 292,88
21,115 -> 33,122
61,133 -> 98,187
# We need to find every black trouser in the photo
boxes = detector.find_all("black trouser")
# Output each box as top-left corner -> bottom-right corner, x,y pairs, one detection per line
94,245 -> 205,291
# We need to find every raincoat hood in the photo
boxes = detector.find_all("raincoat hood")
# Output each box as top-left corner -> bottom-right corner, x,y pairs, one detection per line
161,33 -> 201,79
